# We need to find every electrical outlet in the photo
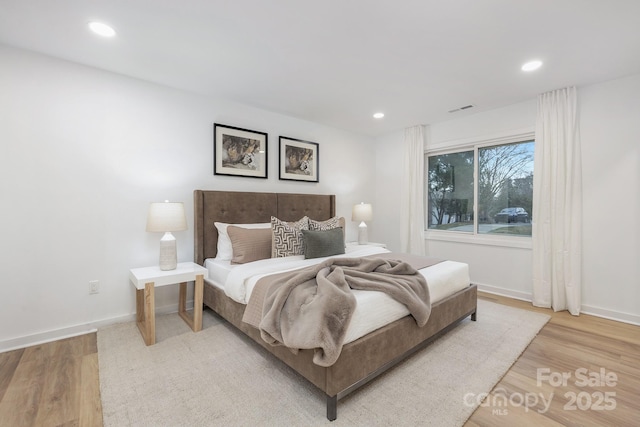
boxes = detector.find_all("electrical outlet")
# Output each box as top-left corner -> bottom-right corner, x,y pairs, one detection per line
89,280 -> 100,294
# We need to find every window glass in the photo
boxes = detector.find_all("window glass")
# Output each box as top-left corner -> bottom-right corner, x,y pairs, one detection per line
426,151 -> 474,232
478,141 -> 534,236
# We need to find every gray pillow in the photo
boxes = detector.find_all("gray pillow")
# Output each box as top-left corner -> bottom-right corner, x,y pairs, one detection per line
309,216 -> 346,244
302,228 -> 346,259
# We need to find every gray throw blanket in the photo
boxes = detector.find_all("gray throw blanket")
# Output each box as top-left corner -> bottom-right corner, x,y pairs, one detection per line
251,257 -> 431,367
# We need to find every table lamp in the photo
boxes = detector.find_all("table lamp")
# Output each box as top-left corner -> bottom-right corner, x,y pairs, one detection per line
352,202 -> 373,245
146,201 -> 187,270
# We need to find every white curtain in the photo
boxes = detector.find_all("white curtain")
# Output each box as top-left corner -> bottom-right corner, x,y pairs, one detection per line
400,125 -> 426,255
532,87 -> 582,315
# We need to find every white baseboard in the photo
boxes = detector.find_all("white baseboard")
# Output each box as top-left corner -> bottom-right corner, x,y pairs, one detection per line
477,283 -> 640,326
581,304 -> 640,326
0,301 -> 194,354
476,283 -> 533,302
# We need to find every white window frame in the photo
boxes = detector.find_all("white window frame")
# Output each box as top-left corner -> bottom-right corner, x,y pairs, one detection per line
425,129 -> 534,249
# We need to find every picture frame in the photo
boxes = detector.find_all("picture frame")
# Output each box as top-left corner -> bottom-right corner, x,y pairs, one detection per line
279,136 -> 319,182
214,123 -> 268,179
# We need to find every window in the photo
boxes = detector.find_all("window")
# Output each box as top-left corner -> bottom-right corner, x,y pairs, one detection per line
426,140 -> 534,237
427,150 -> 474,231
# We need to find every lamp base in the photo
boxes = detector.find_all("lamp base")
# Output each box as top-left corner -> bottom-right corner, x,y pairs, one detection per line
357,222 -> 368,245
159,232 -> 177,270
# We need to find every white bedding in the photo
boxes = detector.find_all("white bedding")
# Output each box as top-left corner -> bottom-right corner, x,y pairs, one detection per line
204,245 -> 470,344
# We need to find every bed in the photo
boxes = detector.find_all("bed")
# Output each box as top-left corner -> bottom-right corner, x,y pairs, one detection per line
194,190 -> 477,420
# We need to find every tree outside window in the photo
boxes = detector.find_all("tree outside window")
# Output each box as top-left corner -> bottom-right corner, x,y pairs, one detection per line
427,151 -> 474,230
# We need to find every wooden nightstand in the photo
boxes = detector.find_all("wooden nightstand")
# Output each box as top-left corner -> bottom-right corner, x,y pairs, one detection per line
129,262 -> 208,345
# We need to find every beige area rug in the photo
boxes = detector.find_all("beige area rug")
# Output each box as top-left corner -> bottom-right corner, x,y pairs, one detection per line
98,300 -> 549,426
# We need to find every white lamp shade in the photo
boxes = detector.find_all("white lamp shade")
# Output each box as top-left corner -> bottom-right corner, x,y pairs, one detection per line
146,202 -> 187,232
352,203 -> 373,222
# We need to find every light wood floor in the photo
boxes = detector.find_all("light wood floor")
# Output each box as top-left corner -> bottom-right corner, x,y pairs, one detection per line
0,292 -> 638,426
466,293 -> 640,427
0,333 -> 102,427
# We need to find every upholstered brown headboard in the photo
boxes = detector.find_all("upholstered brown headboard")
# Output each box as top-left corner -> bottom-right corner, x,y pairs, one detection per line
193,190 -> 336,265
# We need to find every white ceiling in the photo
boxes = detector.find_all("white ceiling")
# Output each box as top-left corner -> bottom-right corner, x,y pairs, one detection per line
2,0 -> 640,136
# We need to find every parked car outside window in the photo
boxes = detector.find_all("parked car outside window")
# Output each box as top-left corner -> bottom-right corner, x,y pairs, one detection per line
494,207 -> 529,223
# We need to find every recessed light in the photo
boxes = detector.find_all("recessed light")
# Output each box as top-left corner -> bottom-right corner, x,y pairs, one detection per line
521,60 -> 542,72
373,112 -> 385,119
89,22 -> 116,37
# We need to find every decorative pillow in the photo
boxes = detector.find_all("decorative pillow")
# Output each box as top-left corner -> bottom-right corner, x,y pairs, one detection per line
302,228 -> 346,259
271,216 -> 309,257
227,226 -> 272,264
214,222 -> 271,261
309,216 -> 346,244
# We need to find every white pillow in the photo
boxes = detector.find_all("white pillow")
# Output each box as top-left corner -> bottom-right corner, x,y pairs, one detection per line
214,222 -> 271,261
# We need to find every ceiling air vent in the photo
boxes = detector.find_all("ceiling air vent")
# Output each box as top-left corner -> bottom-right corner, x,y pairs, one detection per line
448,104 -> 475,113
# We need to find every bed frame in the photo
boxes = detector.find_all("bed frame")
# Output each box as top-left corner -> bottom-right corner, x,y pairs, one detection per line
194,190 -> 477,420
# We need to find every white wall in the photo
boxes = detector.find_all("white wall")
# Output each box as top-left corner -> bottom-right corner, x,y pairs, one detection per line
373,130 -> 404,251
579,73 -> 640,321
0,45 -> 377,350
375,76 -> 640,324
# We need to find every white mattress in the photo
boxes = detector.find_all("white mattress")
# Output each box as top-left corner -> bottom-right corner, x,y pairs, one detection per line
204,258 -> 234,286
204,245 -> 470,344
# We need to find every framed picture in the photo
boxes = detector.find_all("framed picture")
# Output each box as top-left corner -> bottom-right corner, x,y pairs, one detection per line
214,123 -> 268,178
279,136 -> 319,182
